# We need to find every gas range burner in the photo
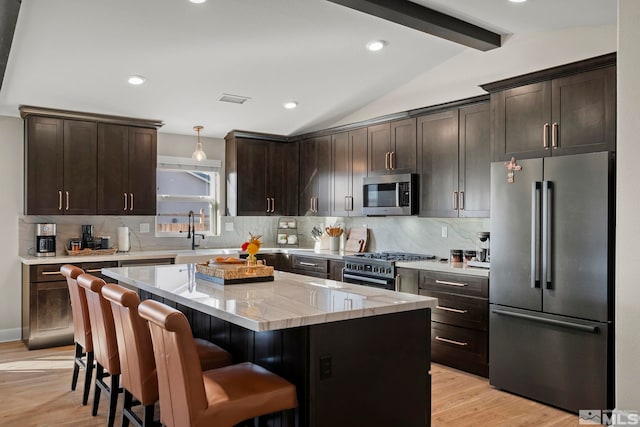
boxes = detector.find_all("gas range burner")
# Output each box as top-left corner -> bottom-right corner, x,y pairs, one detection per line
351,252 -> 436,262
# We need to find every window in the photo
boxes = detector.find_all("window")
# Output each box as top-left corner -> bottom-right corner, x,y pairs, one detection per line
156,156 -> 222,236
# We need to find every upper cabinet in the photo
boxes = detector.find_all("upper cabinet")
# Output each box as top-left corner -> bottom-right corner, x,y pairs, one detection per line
225,133 -> 298,216
21,106 -> 162,216
484,54 -> 616,161
25,116 -> 98,215
331,128 -> 367,216
418,102 -> 490,218
97,124 -> 157,215
368,118 -> 417,175
299,136 -> 331,216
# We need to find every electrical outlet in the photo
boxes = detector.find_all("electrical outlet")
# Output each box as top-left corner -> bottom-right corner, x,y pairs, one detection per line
441,226 -> 448,238
225,222 -> 234,232
139,223 -> 150,233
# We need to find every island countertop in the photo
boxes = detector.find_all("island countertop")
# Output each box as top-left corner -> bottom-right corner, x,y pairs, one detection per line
102,264 -> 437,332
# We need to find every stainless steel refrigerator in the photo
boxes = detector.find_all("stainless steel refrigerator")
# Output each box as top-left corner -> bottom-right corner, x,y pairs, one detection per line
489,151 -> 614,413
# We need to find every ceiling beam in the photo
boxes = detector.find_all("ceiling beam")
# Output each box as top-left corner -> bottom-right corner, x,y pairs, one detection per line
0,0 -> 21,91
327,0 -> 501,51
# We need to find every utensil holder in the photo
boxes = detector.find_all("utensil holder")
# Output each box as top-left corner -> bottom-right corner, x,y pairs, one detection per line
329,236 -> 340,251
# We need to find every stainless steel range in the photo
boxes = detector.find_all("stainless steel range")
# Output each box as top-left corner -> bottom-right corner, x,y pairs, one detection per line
342,252 -> 435,291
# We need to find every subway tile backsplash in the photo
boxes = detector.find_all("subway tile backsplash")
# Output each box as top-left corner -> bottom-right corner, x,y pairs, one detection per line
19,215 -> 489,259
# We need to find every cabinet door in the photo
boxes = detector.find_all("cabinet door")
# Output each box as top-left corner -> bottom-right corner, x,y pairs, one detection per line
329,260 -> 345,281
551,66 -> 616,156
396,267 -> 419,294
367,123 -> 391,175
128,127 -> 157,215
266,141 -> 286,216
418,110 -> 459,217
331,132 -> 350,217
26,116 -> 64,215
493,81 -> 551,161
315,135 -> 331,216
350,128 -> 368,215
63,120 -> 97,215
30,280 -> 73,344
97,124 -> 129,215
236,139 -> 268,215
459,103 -> 490,218
390,118 -> 417,173
299,138 -> 318,215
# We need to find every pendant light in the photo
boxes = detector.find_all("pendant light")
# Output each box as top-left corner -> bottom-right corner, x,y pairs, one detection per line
192,125 -> 207,161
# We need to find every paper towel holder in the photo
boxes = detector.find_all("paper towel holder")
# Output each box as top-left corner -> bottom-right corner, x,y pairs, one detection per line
117,226 -> 131,252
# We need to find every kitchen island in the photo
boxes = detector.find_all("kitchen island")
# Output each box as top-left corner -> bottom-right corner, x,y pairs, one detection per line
103,265 -> 437,427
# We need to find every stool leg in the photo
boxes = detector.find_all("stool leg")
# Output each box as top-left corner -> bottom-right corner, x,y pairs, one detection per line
92,363 -> 104,416
142,403 -> 155,427
106,374 -> 120,427
122,389 -> 133,427
71,342 -> 82,391
82,351 -> 94,406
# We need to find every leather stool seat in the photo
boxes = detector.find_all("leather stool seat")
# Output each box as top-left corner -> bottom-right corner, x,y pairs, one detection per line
60,264 -> 94,406
138,299 -> 297,427
102,283 -> 232,427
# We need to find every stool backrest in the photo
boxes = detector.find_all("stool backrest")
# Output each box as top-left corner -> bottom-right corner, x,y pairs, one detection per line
102,283 -> 158,405
61,264 -> 91,352
138,299 -> 207,427
77,274 -> 120,375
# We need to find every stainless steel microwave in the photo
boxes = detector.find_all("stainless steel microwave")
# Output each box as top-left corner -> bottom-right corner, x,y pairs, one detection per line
362,173 -> 417,216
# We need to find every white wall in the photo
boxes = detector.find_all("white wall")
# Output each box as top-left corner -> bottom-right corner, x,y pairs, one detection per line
336,24 -> 616,126
0,116 -> 23,341
615,0 -> 640,416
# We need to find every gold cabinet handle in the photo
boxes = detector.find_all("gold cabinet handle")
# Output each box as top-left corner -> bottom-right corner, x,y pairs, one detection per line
435,336 -> 468,346
543,123 -> 550,149
436,305 -> 468,314
130,193 -> 134,211
85,269 -> 102,273
390,151 -> 396,169
58,190 -> 63,210
271,197 -> 275,213
452,192 -> 458,210
459,191 -> 464,211
42,271 -> 64,276
552,122 -> 558,149
65,191 -> 69,210
124,193 -> 128,211
385,151 -> 390,170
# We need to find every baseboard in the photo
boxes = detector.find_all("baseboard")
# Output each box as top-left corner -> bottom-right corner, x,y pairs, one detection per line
0,327 -> 21,343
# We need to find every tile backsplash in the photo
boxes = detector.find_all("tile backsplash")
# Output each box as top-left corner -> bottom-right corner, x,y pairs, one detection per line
20,214 -> 489,259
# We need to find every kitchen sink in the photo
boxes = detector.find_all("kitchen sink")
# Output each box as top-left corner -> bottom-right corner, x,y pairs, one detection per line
174,249 -> 240,265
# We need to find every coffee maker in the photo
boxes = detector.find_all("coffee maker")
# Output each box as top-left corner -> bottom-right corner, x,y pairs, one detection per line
35,223 -> 56,257
82,224 -> 94,249
467,231 -> 490,268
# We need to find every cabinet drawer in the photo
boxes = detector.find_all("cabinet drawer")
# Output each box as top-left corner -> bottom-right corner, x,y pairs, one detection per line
82,261 -> 118,281
419,270 -> 488,298
31,264 -> 66,282
420,290 -> 487,331
431,322 -> 488,377
291,255 -> 329,274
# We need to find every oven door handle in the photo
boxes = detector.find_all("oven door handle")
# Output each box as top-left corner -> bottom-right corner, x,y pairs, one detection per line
343,273 -> 391,286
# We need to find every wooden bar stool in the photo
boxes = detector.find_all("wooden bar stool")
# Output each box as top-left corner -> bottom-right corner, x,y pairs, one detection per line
138,299 -> 297,427
60,264 -> 94,406
101,283 -> 233,427
77,273 -> 122,427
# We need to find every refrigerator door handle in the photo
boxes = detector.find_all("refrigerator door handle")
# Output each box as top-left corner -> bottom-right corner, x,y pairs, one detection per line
531,181 -> 542,288
492,308 -> 598,333
542,181 -> 553,289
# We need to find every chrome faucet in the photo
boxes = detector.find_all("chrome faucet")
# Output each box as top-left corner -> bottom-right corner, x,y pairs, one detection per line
180,210 -> 205,250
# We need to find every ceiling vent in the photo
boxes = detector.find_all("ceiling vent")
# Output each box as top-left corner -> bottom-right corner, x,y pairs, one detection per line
219,94 -> 250,104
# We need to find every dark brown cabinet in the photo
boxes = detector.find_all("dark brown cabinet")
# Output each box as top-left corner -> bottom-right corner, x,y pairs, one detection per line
419,270 -> 488,377
225,134 -> 298,216
22,261 -> 118,350
290,254 -> 329,278
329,260 -> 345,281
25,116 -> 98,215
299,136 -> 330,216
330,128 -> 367,216
367,118 -> 417,175
490,64 -> 615,161
395,267 -> 419,294
97,124 -> 157,215
418,102 -> 490,218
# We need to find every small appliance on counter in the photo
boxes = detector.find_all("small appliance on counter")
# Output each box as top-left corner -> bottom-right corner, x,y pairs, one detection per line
467,231 -> 490,268
81,224 -> 94,249
35,223 -> 56,257
117,226 -> 130,252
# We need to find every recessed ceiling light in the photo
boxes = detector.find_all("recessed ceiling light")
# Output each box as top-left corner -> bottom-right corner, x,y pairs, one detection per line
189,0 -> 207,3
508,0 -> 527,3
283,101 -> 298,110
366,40 -> 387,52
127,75 -> 146,85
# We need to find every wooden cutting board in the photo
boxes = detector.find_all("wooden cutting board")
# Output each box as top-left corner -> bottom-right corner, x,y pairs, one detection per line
344,227 -> 368,252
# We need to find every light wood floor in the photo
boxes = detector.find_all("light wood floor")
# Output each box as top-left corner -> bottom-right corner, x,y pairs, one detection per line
0,341 -> 579,426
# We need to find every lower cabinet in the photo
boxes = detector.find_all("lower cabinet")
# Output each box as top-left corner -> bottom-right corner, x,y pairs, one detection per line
290,254 -> 329,278
419,270 -> 489,377
395,267 -> 419,294
329,260 -> 345,281
22,261 -> 118,350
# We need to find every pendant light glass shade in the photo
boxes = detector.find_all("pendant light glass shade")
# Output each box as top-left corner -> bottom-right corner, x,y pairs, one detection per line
192,125 -> 207,161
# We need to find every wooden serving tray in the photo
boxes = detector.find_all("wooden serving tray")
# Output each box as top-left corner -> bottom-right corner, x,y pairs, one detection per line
195,262 -> 274,285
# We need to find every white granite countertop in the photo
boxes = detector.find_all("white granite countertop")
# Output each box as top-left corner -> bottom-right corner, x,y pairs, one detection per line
102,265 -> 437,332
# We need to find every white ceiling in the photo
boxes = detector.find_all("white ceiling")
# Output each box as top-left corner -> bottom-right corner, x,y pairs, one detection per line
0,0 -> 616,138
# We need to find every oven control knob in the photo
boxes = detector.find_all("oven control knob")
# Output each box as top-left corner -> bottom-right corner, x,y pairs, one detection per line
373,266 -> 379,273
